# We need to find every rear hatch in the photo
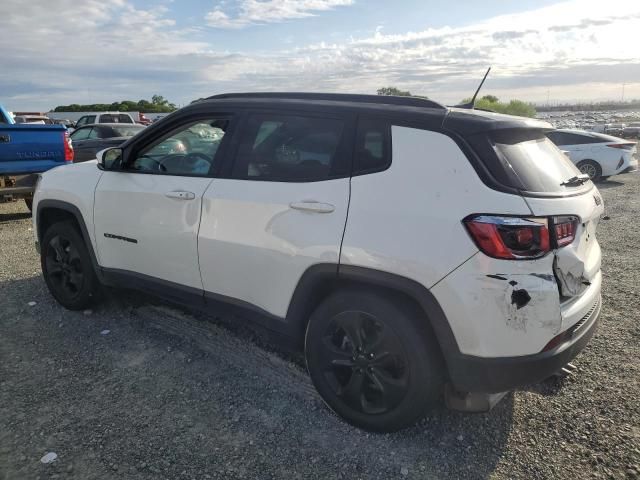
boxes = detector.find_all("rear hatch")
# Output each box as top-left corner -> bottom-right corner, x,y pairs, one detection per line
449,115 -> 604,308
0,123 -> 69,175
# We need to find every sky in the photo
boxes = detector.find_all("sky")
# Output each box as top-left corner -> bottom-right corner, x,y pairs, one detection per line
2,0 -> 640,111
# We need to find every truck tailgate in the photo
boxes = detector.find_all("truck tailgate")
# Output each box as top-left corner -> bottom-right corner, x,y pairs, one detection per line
0,124 -> 68,175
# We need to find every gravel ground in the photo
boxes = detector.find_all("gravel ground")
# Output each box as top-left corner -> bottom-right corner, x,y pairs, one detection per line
1,172 -> 639,480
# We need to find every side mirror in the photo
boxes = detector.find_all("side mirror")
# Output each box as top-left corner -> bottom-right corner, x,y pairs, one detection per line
97,147 -> 123,171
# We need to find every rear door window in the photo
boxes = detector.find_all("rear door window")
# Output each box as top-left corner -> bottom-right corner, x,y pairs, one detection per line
469,129 -> 588,194
116,114 -> 133,123
231,114 -> 346,182
353,117 -> 391,175
71,127 -> 93,141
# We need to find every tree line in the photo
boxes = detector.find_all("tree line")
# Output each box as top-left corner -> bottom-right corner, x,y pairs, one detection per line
53,95 -> 177,113
377,87 -> 537,118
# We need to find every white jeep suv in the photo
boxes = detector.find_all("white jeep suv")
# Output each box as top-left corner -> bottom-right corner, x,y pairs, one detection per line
33,93 -> 603,432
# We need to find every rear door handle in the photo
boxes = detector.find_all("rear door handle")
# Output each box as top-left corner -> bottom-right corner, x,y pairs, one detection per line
289,201 -> 335,213
0,134 -> 10,143
165,190 -> 196,200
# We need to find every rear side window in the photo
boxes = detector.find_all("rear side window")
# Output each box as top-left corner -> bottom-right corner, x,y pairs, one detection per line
98,114 -> 131,123
469,129 -> 586,194
547,131 -> 602,146
353,117 -> 391,175
76,115 -> 95,127
70,127 -> 93,140
232,114 -> 345,182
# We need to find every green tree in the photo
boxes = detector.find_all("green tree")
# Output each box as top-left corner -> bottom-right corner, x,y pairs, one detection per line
459,96 -> 536,118
377,86 -> 413,97
53,96 -> 178,113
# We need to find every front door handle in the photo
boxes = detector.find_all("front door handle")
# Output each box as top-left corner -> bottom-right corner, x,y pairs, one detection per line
0,134 -> 10,143
289,201 -> 335,213
165,190 -> 196,200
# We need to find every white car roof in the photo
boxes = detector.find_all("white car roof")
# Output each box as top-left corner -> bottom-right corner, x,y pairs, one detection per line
554,129 -> 624,143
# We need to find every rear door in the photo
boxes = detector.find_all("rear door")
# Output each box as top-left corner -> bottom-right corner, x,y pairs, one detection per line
197,110 -> 353,317
547,131 -> 592,162
70,126 -> 99,162
74,126 -> 120,162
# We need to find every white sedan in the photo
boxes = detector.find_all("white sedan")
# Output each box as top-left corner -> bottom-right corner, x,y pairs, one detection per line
547,129 -> 638,181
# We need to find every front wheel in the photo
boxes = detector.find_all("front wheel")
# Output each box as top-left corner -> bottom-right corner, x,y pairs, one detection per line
305,289 -> 443,432
41,220 -> 100,310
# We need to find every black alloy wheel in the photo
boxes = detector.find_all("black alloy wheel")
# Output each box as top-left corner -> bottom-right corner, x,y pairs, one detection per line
305,290 -> 443,432
44,234 -> 85,300
41,221 -> 100,310
317,311 -> 409,415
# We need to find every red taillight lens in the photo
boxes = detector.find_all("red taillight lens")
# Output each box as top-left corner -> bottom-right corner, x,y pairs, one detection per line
552,215 -> 579,247
464,216 -> 550,260
63,131 -> 74,163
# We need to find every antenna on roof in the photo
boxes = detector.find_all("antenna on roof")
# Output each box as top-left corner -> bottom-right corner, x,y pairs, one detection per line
455,67 -> 491,109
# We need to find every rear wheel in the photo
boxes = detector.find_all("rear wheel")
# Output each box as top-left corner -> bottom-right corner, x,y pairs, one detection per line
305,289 -> 443,432
41,220 -> 100,310
577,159 -> 602,182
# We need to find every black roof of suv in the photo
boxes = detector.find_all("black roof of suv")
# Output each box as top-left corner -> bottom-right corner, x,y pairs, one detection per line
198,92 -> 552,135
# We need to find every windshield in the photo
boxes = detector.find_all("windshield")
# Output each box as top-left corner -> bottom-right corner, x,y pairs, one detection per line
469,129 -> 589,194
112,126 -> 144,137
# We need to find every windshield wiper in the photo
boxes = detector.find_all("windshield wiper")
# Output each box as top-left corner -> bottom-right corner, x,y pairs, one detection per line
560,174 -> 590,186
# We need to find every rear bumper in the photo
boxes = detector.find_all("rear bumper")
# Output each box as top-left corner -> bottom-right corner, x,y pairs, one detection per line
448,295 -> 601,393
0,174 -> 38,197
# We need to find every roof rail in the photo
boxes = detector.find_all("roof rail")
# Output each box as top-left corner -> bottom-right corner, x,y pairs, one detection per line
205,92 -> 446,110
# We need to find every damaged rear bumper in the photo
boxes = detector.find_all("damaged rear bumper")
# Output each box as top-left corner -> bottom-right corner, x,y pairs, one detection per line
448,295 -> 601,393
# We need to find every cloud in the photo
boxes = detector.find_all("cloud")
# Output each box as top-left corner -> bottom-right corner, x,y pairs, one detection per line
1,0 -> 640,110
205,0 -> 354,28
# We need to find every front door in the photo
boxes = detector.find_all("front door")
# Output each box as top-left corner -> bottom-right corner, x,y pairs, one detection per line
93,116 -> 232,291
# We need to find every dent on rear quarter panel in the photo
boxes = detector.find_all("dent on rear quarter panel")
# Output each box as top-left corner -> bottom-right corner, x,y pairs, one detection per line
432,253 -> 563,357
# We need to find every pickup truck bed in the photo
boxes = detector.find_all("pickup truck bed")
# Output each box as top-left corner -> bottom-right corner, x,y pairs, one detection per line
1,104 -> 72,208
0,124 -> 70,174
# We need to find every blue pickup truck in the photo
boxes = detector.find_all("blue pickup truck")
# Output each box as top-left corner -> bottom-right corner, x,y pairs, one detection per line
1,104 -> 73,210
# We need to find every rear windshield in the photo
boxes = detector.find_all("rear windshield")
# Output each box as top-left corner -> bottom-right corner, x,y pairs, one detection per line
101,114 -> 133,123
469,129 -> 589,194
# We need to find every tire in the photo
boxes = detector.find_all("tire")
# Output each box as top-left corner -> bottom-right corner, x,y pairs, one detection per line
24,198 -> 33,212
576,159 -> 602,182
305,289 -> 444,432
41,220 -> 100,310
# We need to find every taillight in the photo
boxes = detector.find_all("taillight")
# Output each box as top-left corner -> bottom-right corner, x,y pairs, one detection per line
63,131 -> 74,163
552,215 -> 579,247
606,143 -> 634,150
464,215 -> 550,260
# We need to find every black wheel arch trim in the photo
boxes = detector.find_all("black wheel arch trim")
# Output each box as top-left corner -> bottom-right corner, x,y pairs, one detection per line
286,263 -> 463,379
36,199 -> 103,282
